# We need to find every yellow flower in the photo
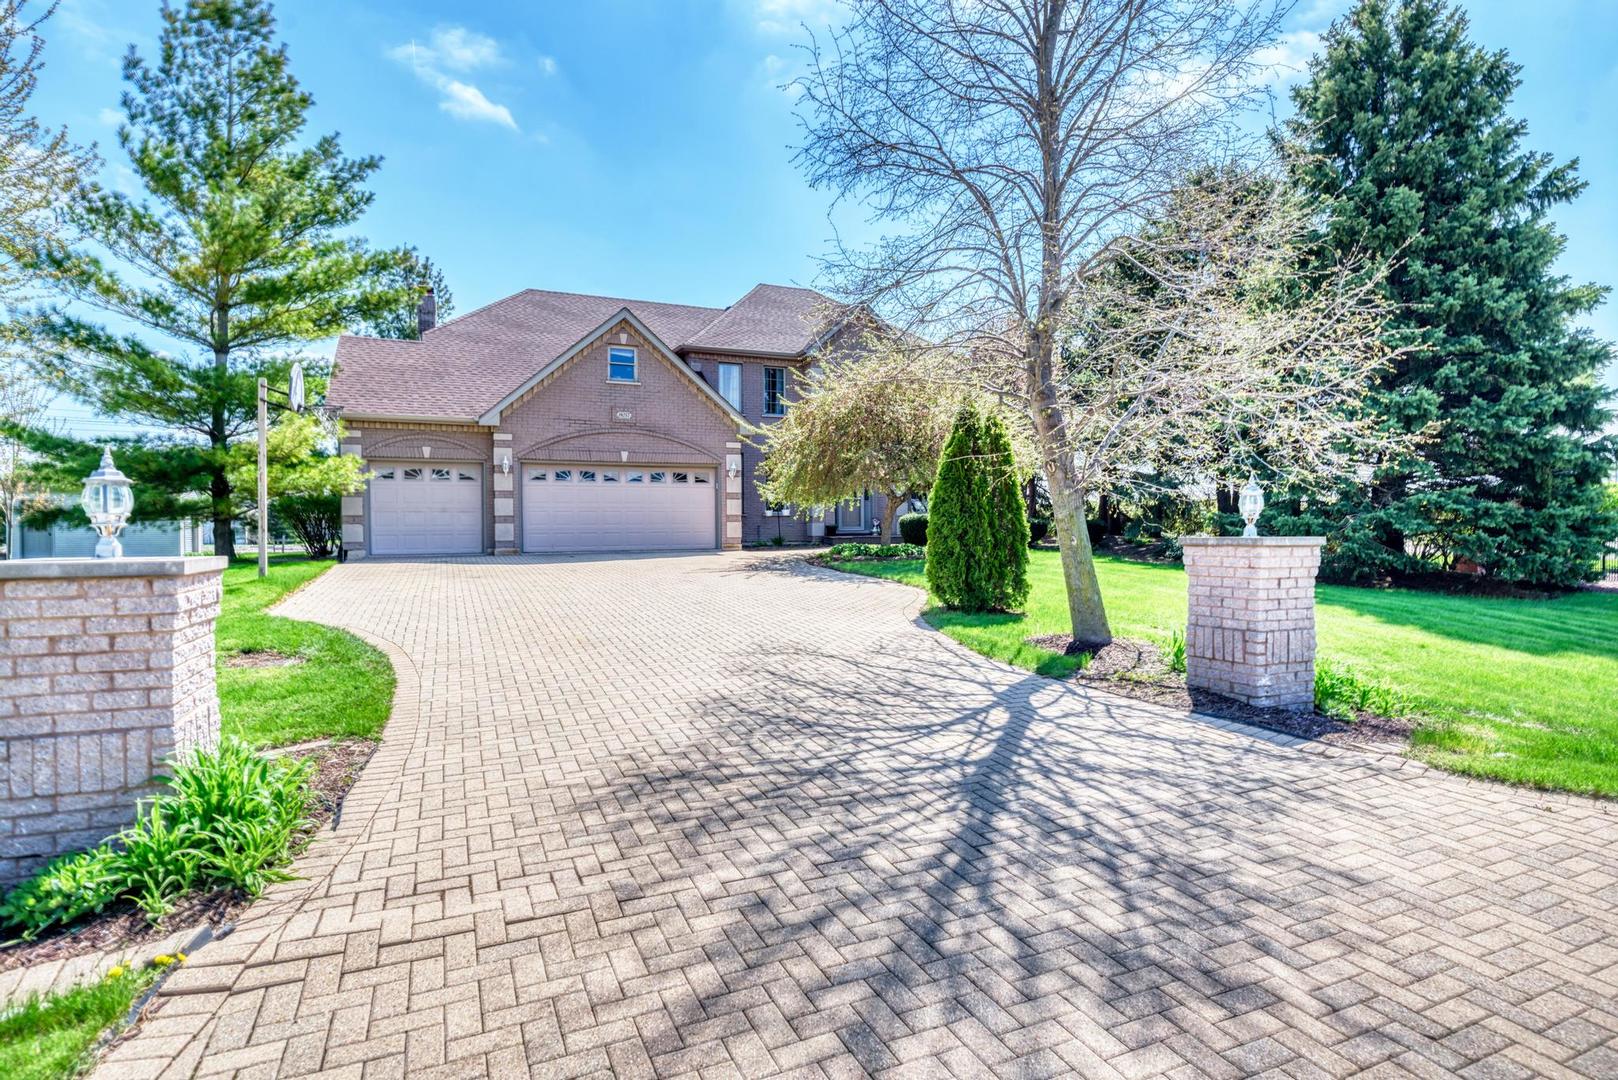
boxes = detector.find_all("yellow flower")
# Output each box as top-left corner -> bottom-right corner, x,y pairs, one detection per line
152,954 -> 175,967
176,952 -> 187,963
107,965 -> 125,979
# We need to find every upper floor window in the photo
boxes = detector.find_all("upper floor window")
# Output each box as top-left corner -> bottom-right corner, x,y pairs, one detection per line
717,363 -> 742,410
608,346 -> 637,382
764,366 -> 787,416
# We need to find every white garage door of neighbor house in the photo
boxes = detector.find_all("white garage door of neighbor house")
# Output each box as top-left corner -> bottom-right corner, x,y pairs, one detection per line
369,464 -> 483,555
523,465 -> 715,552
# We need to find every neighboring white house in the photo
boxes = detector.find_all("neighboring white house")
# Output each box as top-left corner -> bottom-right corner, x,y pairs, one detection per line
6,498 -> 196,559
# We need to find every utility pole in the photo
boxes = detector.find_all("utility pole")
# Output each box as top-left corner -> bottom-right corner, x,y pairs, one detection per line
257,378 -> 269,578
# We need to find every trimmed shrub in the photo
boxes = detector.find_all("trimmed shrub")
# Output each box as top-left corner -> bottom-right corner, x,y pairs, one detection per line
982,413 -> 1030,606
898,512 -> 928,546
826,542 -> 924,560
926,404 -> 1030,611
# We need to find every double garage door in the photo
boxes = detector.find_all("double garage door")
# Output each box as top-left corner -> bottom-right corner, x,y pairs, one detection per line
523,464 -> 715,552
369,463 -> 484,555
368,460 -> 717,555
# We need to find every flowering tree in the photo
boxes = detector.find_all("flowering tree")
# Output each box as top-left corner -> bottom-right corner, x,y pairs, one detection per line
756,348 -> 968,544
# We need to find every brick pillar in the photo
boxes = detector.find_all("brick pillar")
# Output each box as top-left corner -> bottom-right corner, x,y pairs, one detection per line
339,430 -> 365,560
0,556 -> 228,886
1181,537 -> 1324,711
723,440 -> 743,551
493,432 -> 516,554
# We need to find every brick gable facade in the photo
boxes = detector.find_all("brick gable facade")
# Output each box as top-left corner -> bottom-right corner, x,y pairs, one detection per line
330,284 -> 898,556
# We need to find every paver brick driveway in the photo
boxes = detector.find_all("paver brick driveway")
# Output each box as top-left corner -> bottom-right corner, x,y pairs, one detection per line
102,553 -> 1618,1079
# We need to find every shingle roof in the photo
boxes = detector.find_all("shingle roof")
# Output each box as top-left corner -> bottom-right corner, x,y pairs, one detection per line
328,284 -> 843,421
682,284 -> 845,356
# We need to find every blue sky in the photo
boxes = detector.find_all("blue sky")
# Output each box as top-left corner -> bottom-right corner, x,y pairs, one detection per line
30,0 -> 1618,437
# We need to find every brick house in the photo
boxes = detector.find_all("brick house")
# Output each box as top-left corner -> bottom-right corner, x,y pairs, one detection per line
329,284 -> 899,557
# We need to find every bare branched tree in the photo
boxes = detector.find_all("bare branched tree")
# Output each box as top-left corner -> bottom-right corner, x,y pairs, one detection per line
0,1 -> 93,551
1012,169 -> 1401,500
0,1 -> 92,293
0,353 -> 48,545
795,0 -> 1397,646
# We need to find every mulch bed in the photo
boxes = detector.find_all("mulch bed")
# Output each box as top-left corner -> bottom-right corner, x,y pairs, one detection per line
0,739 -> 376,973
1027,635 -> 1415,749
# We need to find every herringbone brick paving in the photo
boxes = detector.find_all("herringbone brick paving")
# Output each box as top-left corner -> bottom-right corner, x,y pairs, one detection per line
96,553 -> 1618,1078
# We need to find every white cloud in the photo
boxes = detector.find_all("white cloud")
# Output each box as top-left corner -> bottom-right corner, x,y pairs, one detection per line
1252,30 -> 1323,86
437,79 -> 517,129
538,55 -> 558,76
751,0 -> 844,35
1295,0 -> 1350,29
388,25 -> 518,131
96,107 -> 121,127
387,25 -> 504,72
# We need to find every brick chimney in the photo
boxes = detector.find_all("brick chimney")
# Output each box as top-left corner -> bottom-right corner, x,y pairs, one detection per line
416,288 -> 437,336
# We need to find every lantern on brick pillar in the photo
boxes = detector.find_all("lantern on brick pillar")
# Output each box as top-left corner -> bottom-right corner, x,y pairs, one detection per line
81,447 -> 134,558
1238,474 -> 1264,538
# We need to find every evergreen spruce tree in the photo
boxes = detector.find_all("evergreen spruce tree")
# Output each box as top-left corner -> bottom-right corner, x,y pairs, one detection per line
926,404 -> 1030,611
22,0 -> 408,558
982,411 -> 1030,609
1283,0 -> 1615,586
926,405 -> 992,609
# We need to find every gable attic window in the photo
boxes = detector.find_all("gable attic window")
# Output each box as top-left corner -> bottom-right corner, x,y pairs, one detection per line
609,346 -> 637,382
764,366 -> 787,416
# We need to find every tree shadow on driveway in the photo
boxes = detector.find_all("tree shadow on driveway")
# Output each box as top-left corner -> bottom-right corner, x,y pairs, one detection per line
556,621 -> 1607,1075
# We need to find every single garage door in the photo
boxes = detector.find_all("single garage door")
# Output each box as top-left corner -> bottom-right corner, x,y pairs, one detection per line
369,463 -> 483,555
523,465 -> 715,552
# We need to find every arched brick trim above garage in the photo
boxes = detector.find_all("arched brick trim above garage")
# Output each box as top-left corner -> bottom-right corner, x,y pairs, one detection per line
361,431 -> 490,462
516,428 -> 720,466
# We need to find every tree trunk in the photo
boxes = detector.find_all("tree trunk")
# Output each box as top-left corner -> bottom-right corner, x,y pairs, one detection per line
1026,323 -> 1112,647
211,475 -> 235,560
879,492 -> 902,546
210,339 -> 234,560
1047,463 -> 1111,648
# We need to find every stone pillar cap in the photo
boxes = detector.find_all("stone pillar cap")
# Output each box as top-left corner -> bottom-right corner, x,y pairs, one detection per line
1179,536 -> 1325,547
0,556 -> 230,580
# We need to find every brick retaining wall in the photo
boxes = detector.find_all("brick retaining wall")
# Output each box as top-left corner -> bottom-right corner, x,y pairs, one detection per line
0,556 -> 227,886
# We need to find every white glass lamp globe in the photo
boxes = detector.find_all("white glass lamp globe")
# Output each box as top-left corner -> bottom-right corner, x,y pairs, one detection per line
80,447 -> 135,558
1238,474 -> 1264,538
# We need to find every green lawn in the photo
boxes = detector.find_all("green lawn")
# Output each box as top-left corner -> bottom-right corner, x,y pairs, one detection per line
0,966 -> 158,1080
828,550 -> 1618,797
217,558 -> 394,746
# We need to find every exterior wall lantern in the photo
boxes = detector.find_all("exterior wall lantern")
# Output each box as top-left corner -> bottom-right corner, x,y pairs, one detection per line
1238,474 -> 1264,537
81,447 -> 134,558
726,461 -> 741,481
499,452 -> 511,476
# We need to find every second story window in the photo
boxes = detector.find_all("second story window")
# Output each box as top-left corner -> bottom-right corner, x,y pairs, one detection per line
764,366 -> 787,416
718,362 -> 742,410
608,346 -> 637,382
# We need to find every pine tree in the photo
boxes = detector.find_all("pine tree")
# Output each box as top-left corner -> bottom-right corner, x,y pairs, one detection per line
926,405 -> 989,608
1284,0 -> 1615,586
926,403 -> 1030,611
982,411 -> 1030,609
361,249 -> 454,340
23,0 -> 408,558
